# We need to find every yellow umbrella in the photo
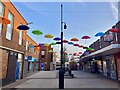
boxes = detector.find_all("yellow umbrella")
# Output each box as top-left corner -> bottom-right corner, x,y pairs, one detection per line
44,34 -> 54,38
44,44 -> 49,46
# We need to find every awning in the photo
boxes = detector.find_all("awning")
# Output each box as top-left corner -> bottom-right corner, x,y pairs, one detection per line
80,44 -> 120,62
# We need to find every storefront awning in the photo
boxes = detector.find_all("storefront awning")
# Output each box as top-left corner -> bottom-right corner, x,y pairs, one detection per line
80,44 -> 120,62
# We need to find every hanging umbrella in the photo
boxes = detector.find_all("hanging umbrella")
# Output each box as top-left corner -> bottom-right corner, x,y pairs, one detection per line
63,40 -> 68,43
69,54 -> 72,55
79,52 -> 82,54
71,38 -> 79,41
81,35 -> 90,44
95,32 -> 105,37
32,30 -> 43,35
81,36 -> 90,39
49,50 -> 53,52
30,45 -> 34,48
108,28 -> 120,33
73,53 -> 77,56
44,34 -> 54,38
0,17 -> 10,24
44,44 -> 49,46
73,44 -> 79,46
50,42 -> 56,46
78,45 -> 84,48
83,46 -> 88,49
68,42 -> 74,45
56,42 -> 61,44
87,47 -> 94,51
17,24 -> 30,30
38,43 -> 44,47
53,37 -> 61,41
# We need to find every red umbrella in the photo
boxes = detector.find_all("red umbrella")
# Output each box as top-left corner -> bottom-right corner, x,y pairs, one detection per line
79,52 -> 82,54
108,28 -> 120,33
63,40 -> 68,43
74,44 -> 79,46
71,38 -> 79,41
81,36 -> 90,39
73,53 -> 77,56
78,45 -> 84,48
81,35 -> 90,44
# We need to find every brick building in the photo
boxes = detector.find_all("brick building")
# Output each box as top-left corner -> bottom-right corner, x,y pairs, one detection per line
79,21 -> 120,80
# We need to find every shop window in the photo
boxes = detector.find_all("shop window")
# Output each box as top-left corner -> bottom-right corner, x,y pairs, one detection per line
0,2 -> 4,36
6,12 -> 14,40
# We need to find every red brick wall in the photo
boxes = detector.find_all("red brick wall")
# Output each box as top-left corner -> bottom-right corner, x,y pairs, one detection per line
115,53 -> 120,79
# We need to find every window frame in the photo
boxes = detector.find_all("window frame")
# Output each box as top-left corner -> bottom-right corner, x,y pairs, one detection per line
6,11 -> 14,40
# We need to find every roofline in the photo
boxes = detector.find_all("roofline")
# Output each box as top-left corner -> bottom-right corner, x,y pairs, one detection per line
9,0 -> 28,24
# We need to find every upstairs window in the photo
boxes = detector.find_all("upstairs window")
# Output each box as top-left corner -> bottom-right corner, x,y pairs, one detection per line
19,30 -> 22,45
0,2 -> 4,35
6,12 -> 14,40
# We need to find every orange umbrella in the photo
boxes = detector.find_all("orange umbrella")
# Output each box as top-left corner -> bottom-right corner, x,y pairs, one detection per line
70,38 -> 79,41
0,17 -> 10,24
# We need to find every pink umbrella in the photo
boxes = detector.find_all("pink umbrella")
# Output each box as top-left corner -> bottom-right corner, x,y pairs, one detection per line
81,35 -> 90,44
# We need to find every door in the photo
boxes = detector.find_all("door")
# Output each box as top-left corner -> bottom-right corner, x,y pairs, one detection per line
6,51 -> 17,83
16,62 -> 20,80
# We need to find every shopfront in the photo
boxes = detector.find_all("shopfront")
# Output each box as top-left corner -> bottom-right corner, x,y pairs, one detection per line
103,55 -> 117,79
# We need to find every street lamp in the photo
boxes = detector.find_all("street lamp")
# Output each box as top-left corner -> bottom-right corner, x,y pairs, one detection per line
59,4 -> 67,89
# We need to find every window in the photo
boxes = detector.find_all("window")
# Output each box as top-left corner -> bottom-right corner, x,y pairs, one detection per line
6,12 -> 14,40
0,2 -> 4,35
19,30 -> 22,45
98,39 -> 102,49
26,40 -> 28,50
29,44 -> 34,53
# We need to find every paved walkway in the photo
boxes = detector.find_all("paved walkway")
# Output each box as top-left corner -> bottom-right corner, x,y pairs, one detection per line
2,70 -> 120,89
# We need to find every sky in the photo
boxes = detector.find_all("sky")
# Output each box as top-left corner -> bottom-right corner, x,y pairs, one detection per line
10,0 -> 119,56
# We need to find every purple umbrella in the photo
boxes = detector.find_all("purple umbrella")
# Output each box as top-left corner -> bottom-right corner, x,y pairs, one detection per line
38,43 -> 44,47
53,37 -> 61,41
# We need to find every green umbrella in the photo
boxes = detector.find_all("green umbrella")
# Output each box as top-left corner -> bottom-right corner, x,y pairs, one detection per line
87,48 -> 94,51
32,30 -> 43,35
50,42 -> 56,46
49,50 -> 53,52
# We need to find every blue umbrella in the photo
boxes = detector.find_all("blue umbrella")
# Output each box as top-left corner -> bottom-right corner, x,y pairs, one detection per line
53,37 -> 61,41
95,32 -> 105,37
17,25 -> 30,30
68,42 -> 74,45
56,42 -> 61,44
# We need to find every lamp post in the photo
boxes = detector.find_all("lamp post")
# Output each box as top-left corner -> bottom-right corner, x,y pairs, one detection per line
59,4 -> 67,89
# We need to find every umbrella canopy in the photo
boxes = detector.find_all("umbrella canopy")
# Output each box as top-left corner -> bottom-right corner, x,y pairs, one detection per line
71,38 -> 79,41
83,46 -> 88,49
69,54 -> 72,55
95,32 -> 105,37
38,43 -> 44,47
87,48 -> 94,51
74,44 -> 79,46
44,44 -> 49,46
81,36 -> 90,39
68,42 -> 74,45
17,25 -> 30,30
50,42 -> 56,45
44,34 -> 54,38
73,53 -> 77,56
53,37 -> 61,41
63,40 -> 68,43
108,28 -> 120,33
30,45 -> 34,48
0,17 -> 10,24
49,50 -> 53,52
79,52 -> 82,54
32,30 -> 43,35
56,42 -> 61,44
78,45 -> 84,48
